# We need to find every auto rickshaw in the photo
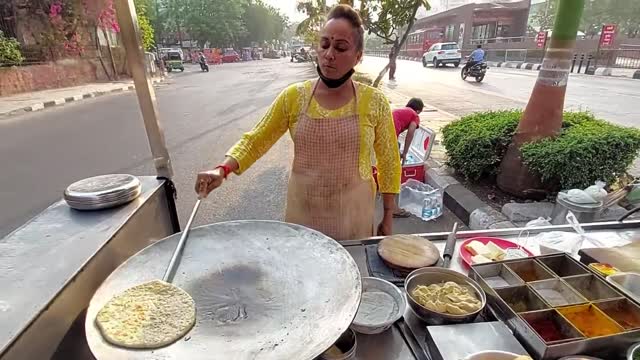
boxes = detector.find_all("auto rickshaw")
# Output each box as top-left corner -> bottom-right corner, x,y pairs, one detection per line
164,50 -> 184,72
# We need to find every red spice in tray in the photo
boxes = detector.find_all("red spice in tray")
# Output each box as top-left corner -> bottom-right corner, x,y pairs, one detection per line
528,318 -> 566,342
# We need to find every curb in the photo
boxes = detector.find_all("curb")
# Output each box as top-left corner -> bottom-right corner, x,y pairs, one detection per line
488,61 -> 639,79
488,61 -> 541,71
594,67 -> 612,76
0,78 -> 165,117
424,159 -> 515,229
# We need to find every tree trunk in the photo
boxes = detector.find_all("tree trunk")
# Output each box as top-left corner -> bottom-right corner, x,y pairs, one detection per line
102,27 -> 119,80
373,63 -> 391,87
372,0 -> 421,88
95,26 -> 113,81
497,0 -> 585,198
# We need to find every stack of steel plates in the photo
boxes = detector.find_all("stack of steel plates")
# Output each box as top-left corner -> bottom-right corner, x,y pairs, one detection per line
64,174 -> 141,210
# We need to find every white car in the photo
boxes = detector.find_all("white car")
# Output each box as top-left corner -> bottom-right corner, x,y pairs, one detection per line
422,42 -> 462,68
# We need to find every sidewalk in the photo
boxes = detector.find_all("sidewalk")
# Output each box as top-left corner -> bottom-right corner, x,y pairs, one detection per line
487,60 -> 640,79
365,53 -> 640,80
356,61 -> 517,230
354,61 -> 478,232
0,78 -> 164,118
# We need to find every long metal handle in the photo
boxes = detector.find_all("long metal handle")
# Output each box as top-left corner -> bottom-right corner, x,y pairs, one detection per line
442,222 -> 459,267
163,199 -> 201,282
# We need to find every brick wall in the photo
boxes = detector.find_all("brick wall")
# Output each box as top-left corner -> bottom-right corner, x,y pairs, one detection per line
0,59 -> 98,97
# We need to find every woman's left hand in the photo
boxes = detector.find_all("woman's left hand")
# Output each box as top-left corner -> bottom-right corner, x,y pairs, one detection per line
377,218 -> 392,236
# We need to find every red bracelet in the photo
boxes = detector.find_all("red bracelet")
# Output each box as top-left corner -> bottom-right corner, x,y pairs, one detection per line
215,165 -> 232,179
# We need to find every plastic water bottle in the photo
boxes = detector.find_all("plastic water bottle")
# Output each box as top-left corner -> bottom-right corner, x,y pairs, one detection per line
435,198 -> 442,217
421,196 -> 433,220
429,193 -> 438,218
406,154 -> 415,164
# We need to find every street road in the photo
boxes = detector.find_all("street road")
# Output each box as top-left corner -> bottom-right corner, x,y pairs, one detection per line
361,56 -> 640,127
3,57 -> 638,238
0,59 -> 313,238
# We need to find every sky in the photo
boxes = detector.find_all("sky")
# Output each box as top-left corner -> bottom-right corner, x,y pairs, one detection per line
263,0 -> 431,25
263,0 -> 308,23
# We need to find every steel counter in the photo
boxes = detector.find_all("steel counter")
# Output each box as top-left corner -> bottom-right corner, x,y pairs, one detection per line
0,177 -> 176,360
342,219 -> 640,360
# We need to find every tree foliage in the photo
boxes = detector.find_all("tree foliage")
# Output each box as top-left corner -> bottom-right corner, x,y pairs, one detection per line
134,0 -> 155,51
157,0 -> 287,48
282,22 -> 300,43
183,0 -> 246,47
296,0 -> 329,45
360,0 -> 430,86
0,30 -> 24,65
531,0 -> 557,32
242,0 -> 289,46
361,0 -> 428,46
583,0 -> 640,38
365,33 -> 385,50
531,0 -> 640,38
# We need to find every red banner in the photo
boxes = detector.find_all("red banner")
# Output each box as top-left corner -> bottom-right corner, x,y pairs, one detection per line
599,24 -> 616,47
536,31 -> 547,48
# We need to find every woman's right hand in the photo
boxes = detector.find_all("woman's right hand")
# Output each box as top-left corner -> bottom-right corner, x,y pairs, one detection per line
195,168 -> 225,197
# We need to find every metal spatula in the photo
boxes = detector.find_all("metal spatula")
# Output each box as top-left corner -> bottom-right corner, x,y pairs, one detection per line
163,198 -> 202,283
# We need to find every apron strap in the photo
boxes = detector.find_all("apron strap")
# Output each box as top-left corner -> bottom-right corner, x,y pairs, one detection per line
303,79 -> 359,117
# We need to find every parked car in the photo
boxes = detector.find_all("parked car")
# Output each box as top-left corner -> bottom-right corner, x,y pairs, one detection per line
422,42 -> 462,68
222,48 -> 240,63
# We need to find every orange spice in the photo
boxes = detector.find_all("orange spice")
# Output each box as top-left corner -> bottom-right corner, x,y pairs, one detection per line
559,305 -> 623,338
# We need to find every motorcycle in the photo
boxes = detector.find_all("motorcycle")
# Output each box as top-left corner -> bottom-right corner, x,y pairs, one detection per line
199,58 -> 209,72
461,60 -> 487,83
291,53 -> 310,63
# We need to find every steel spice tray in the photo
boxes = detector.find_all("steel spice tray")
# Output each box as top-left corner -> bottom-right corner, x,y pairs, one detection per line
469,253 -> 640,360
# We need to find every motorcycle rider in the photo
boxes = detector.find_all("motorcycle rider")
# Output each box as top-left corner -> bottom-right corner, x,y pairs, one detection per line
463,44 -> 485,72
198,52 -> 207,70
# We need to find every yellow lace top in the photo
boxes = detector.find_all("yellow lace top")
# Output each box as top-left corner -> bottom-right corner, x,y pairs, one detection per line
227,80 -> 401,194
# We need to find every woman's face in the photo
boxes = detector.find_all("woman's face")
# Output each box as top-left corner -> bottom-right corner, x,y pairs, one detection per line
317,18 -> 362,80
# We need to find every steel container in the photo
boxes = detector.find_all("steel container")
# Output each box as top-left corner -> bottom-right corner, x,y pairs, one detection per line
405,267 -> 487,325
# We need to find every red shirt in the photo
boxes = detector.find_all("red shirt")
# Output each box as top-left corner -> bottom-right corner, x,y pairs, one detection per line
392,107 -> 420,137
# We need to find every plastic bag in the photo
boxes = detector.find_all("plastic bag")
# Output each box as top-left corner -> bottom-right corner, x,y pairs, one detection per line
558,189 -> 597,204
532,231 -> 585,255
584,181 -> 607,202
525,217 -> 552,227
399,179 -> 443,221
531,212 -> 605,256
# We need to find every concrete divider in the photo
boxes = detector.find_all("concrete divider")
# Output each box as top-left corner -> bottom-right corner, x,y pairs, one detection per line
594,67 -> 613,76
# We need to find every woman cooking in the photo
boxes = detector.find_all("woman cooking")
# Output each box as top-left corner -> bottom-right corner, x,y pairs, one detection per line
195,4 -> 401,240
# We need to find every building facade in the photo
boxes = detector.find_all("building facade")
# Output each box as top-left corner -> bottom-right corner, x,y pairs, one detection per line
403,0 -> 531,57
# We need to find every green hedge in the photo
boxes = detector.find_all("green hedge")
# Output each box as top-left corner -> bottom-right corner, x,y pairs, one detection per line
442,110 -> 519,181
442,110 -> 640,189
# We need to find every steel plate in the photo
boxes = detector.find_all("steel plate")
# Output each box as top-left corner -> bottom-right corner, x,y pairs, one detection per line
64,174 -> 140,198
85,220 -> 362,360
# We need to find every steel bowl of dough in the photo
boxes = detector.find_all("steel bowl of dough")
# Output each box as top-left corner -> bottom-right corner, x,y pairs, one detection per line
350,277 -> 406,334
405,267 -> 486,325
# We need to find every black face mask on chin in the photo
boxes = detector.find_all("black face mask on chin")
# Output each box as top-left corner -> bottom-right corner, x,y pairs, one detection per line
317,65 -> 355,89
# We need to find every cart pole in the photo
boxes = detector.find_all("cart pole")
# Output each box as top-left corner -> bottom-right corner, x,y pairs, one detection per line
114,0 -> 173,179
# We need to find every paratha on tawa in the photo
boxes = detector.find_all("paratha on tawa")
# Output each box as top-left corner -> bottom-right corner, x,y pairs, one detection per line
95,280 -> 196,349
378,234 -> 440,269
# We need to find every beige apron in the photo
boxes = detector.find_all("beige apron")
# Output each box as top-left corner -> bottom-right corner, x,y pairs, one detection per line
285,80 -> 375,241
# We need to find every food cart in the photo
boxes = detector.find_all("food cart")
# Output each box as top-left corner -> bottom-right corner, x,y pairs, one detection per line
1,2 -> 639,360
